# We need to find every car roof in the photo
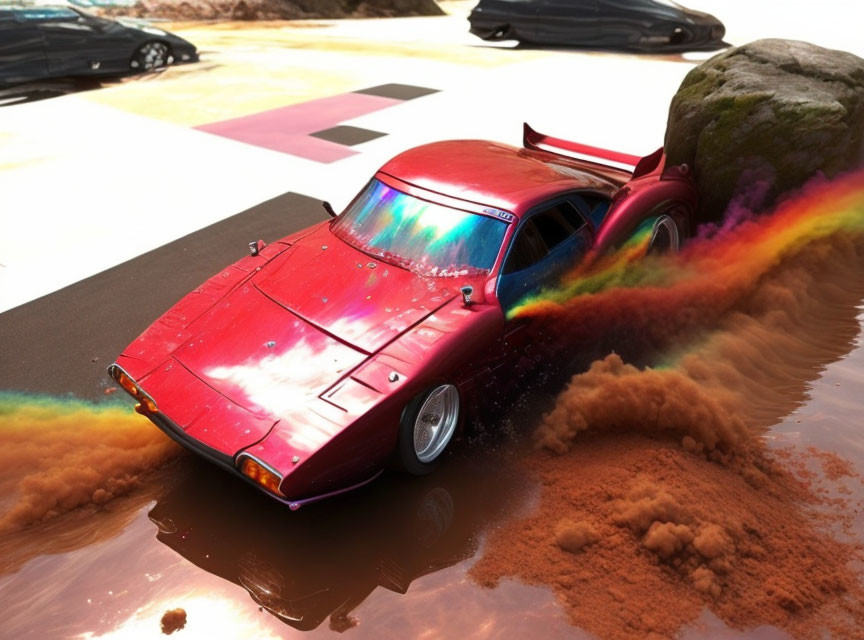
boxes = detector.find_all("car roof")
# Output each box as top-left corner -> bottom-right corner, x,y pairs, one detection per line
377,140 -> 632,218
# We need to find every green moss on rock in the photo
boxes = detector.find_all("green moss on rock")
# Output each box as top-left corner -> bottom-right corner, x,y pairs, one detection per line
665,39 -> 864,223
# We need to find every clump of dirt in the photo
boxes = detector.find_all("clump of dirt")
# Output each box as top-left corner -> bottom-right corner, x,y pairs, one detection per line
160,608 -> 187,634
535,354 -> 750,456
554,519 -> 600,553
101,0 -> 443,21
470,437 -> 864,640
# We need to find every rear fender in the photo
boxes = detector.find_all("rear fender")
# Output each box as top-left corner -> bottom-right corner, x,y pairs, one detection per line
594,169 -> 697,255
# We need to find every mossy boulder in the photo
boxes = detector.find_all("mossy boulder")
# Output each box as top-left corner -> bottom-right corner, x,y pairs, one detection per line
665,38 -> 864,223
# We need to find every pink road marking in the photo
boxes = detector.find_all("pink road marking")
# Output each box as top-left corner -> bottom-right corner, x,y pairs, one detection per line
195,92 -> 401,162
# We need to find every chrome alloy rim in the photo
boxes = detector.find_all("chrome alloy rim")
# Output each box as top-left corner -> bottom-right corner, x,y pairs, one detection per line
648,214 -> 680,254
137,42 -> 169,70
413,384 -> 459,464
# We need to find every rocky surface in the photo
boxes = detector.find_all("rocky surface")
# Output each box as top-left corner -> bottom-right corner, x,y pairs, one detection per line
665,38 -> 864,223
101,0 -> 443,20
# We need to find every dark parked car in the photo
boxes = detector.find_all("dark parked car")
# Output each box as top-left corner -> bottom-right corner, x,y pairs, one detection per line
0,5 -> 197,86
469,0 -> 727,52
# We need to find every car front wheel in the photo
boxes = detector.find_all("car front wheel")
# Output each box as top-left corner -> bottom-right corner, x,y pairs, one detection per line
131,41 -> 172,71
478,24 -> 513,41
397,384 -> 461,475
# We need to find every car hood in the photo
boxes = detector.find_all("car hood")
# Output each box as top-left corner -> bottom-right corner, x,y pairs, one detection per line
173,282 -> 368,423
253,225 -> 461,354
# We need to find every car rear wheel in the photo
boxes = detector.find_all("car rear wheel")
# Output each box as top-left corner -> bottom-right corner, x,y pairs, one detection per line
397,384 -> 460,475
669,25 -> 689,46
647,214 -> 681,255
131,41 -> 172,71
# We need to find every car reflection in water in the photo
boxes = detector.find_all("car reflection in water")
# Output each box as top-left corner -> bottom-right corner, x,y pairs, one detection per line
148,451 -> 528,631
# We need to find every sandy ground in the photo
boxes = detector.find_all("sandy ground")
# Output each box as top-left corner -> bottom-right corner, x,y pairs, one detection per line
1,1 -> 864,639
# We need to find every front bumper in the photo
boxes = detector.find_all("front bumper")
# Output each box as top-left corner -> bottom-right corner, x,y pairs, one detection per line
110,363 -> 381,510
148,406 -> 383,510
176,50 -> 199,64
169,42 -> 199,64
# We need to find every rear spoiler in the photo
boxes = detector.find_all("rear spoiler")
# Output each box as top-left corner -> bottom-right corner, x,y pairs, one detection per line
523,123 -> 662,177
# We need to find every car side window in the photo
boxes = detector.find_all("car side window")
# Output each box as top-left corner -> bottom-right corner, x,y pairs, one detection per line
532,206 -> 572,250
16,7 -> 79,22
498,199 -> 595,311
571,193 -> 611,229
531,201 -> 588,248
502,201 -> 589,275
503,220 -> 547,274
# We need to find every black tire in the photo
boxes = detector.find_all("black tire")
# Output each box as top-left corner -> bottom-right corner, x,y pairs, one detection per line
484,24 -> 513,41
396,384 -> 461,476
647,214 -> 680,255
130,41 -> 172,72
646,206 -> 689,255
669,25 -> 689,46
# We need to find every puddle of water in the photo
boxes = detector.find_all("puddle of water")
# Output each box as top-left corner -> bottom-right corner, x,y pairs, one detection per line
0,450 -> 574,639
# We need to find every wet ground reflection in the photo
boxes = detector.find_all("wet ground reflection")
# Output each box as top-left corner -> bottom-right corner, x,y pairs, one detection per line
148,449 -> 531,633
1,320 -> 862,639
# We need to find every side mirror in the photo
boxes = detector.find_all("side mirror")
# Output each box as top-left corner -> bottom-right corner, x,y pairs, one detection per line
460,285 -> 474,306
248,239 -> 266,256
323,201 -> 337,218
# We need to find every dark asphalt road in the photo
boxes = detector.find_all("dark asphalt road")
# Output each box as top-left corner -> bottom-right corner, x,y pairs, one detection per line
0,192 -> 326,399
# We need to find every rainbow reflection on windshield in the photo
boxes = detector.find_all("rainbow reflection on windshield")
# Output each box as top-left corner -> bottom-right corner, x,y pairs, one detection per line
331,179 -> 509,277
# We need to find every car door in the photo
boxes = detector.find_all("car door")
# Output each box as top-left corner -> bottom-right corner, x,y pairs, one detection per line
30,7 -> 103,76
596,0 -> 670,47
483,0 -> 544,43
536,0 -> 602,46
497,198 -> 593,312
491,198 -> 594,376
0,12 -> 47,84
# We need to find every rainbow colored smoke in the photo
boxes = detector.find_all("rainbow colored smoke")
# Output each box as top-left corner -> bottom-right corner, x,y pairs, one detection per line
509,170 -> 864,321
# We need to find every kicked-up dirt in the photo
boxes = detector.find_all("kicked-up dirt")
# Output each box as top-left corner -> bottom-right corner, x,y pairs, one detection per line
470,173 -> 864,639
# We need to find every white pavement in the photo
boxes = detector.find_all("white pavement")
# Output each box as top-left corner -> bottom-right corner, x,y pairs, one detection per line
0,0 -> 860,313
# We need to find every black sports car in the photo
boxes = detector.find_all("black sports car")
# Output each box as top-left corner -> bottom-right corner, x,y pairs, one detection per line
0,5 -> 197,87
469,0 -> 727,52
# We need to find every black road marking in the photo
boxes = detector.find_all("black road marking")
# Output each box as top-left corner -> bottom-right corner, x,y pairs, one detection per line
353,83 -> 440,101
0,192 -> 326,400
309,125 -> 387,146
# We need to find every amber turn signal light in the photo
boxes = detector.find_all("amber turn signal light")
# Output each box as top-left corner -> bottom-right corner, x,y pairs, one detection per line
109,364 -> 158,414
134,396 -> 158,415
239,457 -> 284,496
115,369 -> 138,397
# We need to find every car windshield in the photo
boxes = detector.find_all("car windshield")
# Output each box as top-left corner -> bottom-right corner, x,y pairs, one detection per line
14,7 -> 80,20
331,179 -> 509,277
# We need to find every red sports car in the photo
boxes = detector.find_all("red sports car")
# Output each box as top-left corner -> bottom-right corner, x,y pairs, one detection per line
109,124 -> 697,509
